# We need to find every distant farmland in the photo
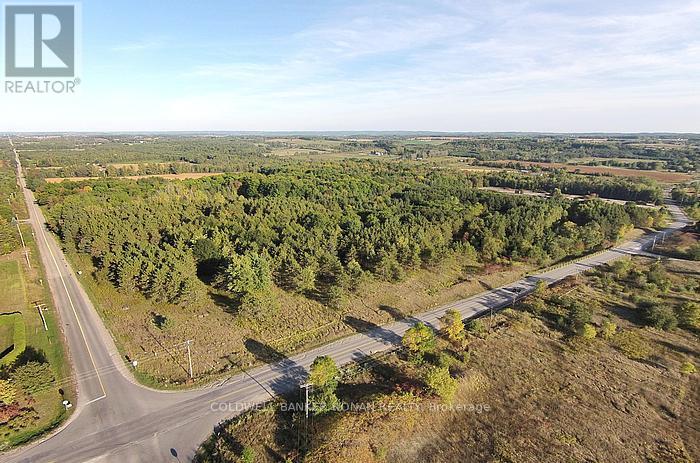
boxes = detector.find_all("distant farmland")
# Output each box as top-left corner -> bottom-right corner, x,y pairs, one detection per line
44,172 -> 226,183
489,160 -> 694,182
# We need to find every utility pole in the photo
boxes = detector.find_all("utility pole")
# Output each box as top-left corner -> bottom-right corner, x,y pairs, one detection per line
185,340 -> 193,379
300,383 -> 311,418
299,382 -> 312,453
13,216 -> 30,268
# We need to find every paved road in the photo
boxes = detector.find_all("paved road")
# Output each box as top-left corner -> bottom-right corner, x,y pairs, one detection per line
3,138 -> 692,463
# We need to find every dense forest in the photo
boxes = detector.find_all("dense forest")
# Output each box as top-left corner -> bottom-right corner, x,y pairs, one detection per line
479,170 -> 664,203
35,163 -> 665,319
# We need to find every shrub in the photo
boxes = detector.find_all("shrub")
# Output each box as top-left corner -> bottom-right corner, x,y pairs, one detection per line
0,380 -> 16,405
309,356 -> 340,415
567,302 -> 592,333
309,356 -> 339,390
613,330 -> 652,360
466,319 -> 486,335
533,280 -> 548,297
687,243 -> 700,261
680,361 -> 696,375
600,320 -> 617,340
675,302 -> 700,329
611,259 -> 631,278
240,446 -> 256,463
580,323 -> 597,340
646,261 -> 671,292
642,304 -> 678,330
11,361 -> 55,394
524,297 -> 547,315
424,366 -> 458,402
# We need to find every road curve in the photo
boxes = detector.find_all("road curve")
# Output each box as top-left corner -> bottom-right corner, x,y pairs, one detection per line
3,139 -> 692,463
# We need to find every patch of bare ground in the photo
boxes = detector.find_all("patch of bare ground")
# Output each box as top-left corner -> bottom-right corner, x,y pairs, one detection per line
655,229 -> 699,260
43,172 -> 225,183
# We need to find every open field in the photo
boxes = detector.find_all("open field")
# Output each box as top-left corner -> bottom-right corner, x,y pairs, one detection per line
480,186 -> 661,207
196,256 -> 700,463
488,160 -> 694,182
44,172 -> 226,183
0,260 -> 25,311
0,313 -> 25,366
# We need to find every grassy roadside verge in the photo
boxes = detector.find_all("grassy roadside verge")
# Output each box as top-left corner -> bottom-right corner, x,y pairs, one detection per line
0,143 -> 74,450
0,223 -> 75,449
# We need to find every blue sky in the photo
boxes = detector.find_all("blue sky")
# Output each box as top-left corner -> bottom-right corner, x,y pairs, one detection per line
2,0 -> 700,132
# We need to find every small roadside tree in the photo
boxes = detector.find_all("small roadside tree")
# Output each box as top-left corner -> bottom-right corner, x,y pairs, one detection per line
440,309 -> 465,344
308,356 -> 340,414
402,322 -> 436,360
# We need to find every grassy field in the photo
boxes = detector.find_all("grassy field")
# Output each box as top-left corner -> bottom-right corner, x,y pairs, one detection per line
44,172 -> 226,183
0,313 -> 25,367
0,260 -> 25,311
195,256 -> 700,463
487,160 -> 695,183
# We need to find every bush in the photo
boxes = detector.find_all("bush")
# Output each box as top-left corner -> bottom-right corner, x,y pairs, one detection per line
611,259 -> 631,278
680,361 -> 696,375
0,380 -> 16,405
580,323 -> 597,340
687,243 -> 700,261
600,320 -> 617,340
642,304 -> 678,330
466,319 -> 486,335
613,330 -> 652,360
240,446 -> 256,463
11,361 -> 55,394
675,302 -> 700,329
440,309 -> 465,343
309,356 -> 340,415
567,302 -> 592,333
424,366 -> 458,402
524,297 -> 547,316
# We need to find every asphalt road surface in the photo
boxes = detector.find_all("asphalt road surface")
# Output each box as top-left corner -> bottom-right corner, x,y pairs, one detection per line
3,138 -> 691,463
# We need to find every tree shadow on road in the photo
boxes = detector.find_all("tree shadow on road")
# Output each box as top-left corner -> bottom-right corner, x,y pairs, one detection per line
243,339 -> 307,396
343,316 -> 402,346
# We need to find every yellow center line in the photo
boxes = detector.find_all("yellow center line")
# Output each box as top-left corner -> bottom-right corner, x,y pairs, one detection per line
14,140 -> 107,401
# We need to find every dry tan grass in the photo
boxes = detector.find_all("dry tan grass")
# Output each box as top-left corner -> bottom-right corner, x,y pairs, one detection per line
490,160 -> 694,182
44,172 -> 225,183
